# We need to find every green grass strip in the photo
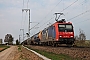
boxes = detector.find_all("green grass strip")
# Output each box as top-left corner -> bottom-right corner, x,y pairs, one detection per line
25,45 -> 81,60
34,49 -> 81,60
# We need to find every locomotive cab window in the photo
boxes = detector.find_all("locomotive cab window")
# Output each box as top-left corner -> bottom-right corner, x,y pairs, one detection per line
58,24 -> 73,32
66,25 -> 72,29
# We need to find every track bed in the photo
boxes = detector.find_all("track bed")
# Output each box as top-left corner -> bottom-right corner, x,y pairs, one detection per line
26,45 -> 90,60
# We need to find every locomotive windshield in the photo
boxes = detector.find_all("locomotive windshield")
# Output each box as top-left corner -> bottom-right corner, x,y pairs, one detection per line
58,24 -> 73,32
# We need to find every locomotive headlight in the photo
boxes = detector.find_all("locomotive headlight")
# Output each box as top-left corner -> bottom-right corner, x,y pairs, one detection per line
60,36 -> 62,37
70,32 -> 73,34
56,39 -> 58,40
70,36 -> 73,38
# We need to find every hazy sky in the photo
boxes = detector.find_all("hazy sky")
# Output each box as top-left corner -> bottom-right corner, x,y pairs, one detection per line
0,0 -> 90,43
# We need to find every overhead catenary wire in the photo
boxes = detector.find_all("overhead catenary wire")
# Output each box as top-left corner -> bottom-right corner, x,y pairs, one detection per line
64,0 -> 90,23
71,9 -> 90,23
37,0 -> 90,36
64,0 -> 87,18
31,16 -> 55,36
33,0 -> 63,27
61,0 -> 78,12
74,19 -> 90,25
67,9 -> 90,21
31,0 -> 79,35
30,0 -> 63,34
70,9 -> 90,24
30,23 -> 39,31
46,0 -> 62,15
41,0 -> 62,20
31,0 -> 78,33
39,16 -> 55,28
37,0 -> 79,30
31,0 -> 89,37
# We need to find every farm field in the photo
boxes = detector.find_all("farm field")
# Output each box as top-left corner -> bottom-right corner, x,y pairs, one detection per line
0,45 -> 10,52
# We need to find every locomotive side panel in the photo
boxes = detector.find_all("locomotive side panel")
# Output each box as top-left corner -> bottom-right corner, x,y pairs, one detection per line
47,26 -> 56,41
48,26 -> 53,40
40,26 -> 56,42
52,26 -> 56,40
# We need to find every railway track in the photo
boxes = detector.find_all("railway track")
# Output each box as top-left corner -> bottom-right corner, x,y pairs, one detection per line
25,45 -> 90,60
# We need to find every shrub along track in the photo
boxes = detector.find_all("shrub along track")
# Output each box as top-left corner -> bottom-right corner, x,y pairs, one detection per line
26,45 -> 90,60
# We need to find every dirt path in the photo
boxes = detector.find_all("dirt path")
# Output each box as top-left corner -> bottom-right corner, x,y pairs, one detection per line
0,46 -> 43,60
0,46 -> 18,60
19,46 -> 43,60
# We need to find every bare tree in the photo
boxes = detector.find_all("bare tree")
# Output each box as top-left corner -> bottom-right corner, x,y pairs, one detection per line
75,35 -> 79,40
79,29 -> 86,40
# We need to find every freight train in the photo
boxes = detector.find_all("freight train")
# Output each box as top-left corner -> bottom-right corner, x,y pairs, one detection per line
28,19 -> 75,46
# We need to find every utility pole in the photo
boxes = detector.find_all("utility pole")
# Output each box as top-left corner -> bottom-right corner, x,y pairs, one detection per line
22,9 -> 30,37
20,29 -> 24,41
19,35 -> 21,43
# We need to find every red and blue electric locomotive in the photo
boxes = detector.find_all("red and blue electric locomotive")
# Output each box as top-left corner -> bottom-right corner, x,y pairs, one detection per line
37,19 -> 75,46
30,13 -> 75,46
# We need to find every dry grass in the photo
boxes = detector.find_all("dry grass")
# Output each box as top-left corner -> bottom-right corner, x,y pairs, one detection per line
75,40 -> 90,47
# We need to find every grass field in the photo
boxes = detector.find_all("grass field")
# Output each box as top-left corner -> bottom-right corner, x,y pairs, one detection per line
0,45 -> 10,52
